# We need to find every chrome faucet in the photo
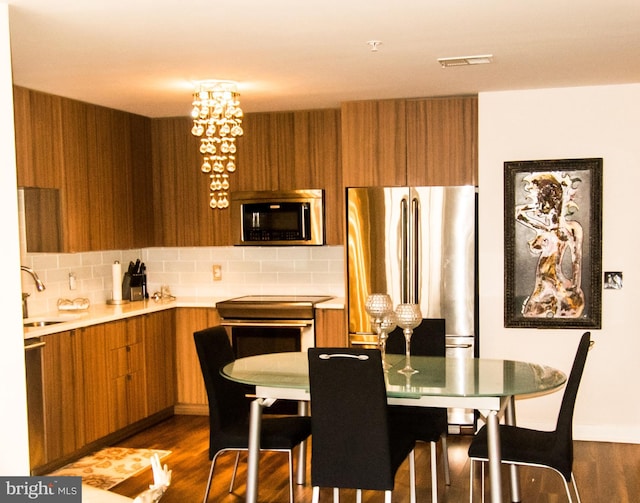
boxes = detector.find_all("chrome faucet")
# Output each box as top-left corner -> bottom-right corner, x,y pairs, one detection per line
21,266 -> 46,318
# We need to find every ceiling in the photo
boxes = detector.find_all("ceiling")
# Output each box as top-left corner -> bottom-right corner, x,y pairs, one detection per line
6,0 -> 640,118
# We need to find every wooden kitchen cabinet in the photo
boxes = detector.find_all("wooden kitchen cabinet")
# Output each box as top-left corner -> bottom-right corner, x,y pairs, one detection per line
315,308 -> 347,347
292,109 -> 343,245
174,307 -> 221,413
82,317 -> 148,442
152,109 -> 343,246
38,330 -> 85,471
13,86 -> 154,251
108,317 -> 147,431
341,99 -> 407,187
406,96 -> 478,186
80,323 -> 112,444
150,117 -> 232,247
144,310 -> 176,415
235,112 -> 295,191
341,96 -> 477,188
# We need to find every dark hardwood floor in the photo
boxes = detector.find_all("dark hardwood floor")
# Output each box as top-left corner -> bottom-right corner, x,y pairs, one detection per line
110,415 -> 639,502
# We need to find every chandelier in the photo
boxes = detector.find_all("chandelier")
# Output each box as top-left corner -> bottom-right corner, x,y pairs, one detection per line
190,80 -> 243,209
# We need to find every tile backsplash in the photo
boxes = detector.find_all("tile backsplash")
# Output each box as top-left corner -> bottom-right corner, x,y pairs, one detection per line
21,246 -> 345,316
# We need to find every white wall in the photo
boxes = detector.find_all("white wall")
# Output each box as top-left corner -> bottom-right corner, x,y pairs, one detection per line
478,84 -> 640,443
0,3 -> 31,473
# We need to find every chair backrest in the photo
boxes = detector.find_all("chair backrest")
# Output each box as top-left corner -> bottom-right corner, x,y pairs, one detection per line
308,348 -> 397,491
193,327 -> 250,437
386,318 -> 446,357
553,331 -> 592,479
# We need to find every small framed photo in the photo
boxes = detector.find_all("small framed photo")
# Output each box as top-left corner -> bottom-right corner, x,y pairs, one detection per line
504,158 -> 603,329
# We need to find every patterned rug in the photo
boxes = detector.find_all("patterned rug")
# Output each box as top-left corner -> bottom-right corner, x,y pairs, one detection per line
49,447 -> 171,490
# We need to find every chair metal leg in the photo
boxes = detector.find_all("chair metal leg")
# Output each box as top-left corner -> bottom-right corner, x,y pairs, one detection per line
410,448 -> 417,503
469,458 -> 474,503
228,451 -> 240,493
312,486 -> 320,503
441,433 -> 451,486
333,487 -> 339,502
287,450 -> 294,503
203,457 -> 217,503
571,472 -> 582,503
384,490 -> 392,503
356,489 -> 362,503
429,442 -> 438,503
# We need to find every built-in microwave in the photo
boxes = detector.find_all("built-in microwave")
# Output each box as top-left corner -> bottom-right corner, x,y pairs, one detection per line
231,189 -> 325,245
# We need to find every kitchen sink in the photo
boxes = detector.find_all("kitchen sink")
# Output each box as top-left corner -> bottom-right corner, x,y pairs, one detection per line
23,314 -> 81,328
23,320 -> 65,327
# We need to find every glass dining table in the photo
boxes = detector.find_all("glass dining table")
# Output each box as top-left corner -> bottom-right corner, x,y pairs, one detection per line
222,351 -> 567,503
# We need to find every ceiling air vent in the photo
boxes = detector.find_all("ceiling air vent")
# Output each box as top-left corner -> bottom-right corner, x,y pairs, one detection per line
438,54 -> 493,68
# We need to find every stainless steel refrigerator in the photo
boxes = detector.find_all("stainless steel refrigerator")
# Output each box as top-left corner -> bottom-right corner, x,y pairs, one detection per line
346,185 -> 477,432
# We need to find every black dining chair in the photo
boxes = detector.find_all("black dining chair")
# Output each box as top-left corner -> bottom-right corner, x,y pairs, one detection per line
308,347 -> 416,503
386,318 -> 450,502
467,331 -> 592,503
193,326 -> 311,503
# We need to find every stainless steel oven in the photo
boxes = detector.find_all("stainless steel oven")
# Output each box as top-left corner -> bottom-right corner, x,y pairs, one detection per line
216,295 -> 332,358
217,295 -> 332,415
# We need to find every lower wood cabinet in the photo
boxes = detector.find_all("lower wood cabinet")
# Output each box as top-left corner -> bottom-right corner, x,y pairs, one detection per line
315,308 -> 347,347
144,309 -> 176,415
32,310 -> 175,474
40,330 -> 84,465
174,307 -> 221,414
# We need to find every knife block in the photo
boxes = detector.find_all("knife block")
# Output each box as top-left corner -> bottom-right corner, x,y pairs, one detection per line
122,273 -> 145,301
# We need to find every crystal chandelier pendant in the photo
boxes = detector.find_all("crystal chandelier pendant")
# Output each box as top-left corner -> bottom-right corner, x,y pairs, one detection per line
191,80 -> 243,209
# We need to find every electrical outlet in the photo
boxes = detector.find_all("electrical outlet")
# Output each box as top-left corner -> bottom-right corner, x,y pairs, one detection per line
212,264 -> 222,281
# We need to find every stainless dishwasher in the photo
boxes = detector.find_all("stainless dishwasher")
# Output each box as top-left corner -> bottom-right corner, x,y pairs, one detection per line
24,337 -> 46,471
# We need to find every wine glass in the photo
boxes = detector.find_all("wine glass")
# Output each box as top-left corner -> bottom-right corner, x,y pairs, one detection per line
378,311 -> 397,370
365,294 -> 393,365
395,303 -> 422,375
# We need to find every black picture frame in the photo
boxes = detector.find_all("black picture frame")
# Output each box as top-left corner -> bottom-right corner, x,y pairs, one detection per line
504,158 -> 602,329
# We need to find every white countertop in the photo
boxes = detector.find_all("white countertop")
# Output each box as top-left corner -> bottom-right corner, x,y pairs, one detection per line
23,296 -> 344,339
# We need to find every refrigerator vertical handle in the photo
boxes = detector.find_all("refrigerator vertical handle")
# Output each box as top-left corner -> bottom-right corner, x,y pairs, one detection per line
401,197 -> 408,303
410,196 -> 420,303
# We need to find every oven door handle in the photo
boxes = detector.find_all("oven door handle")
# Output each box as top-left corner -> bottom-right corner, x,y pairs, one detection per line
220,319 -> 313,328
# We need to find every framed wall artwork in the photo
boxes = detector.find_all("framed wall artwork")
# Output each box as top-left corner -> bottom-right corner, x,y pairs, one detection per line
504,158 -> 603,329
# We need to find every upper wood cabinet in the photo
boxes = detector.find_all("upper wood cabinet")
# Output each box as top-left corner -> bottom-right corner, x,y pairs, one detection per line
341,96 -> 477,188
13,86 -> 154,252
150,117 -> 232,246
341,99 -> 407,187
152,108 -> 343,246
292,109 -> 342,245
237,109 -> 343,244
406,96 -> 478,186
235,112 -> 294,191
